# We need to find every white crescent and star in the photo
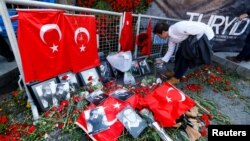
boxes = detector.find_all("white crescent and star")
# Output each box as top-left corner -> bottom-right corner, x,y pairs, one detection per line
126,21 -> 129,25
178,90 -> 186,102
40,24 -> 62,44
166,87 -> 186,102
80,45 -> 86,52
50,44 -> 58,53
40,24 -> 62,53
74,27 -> 90,53
113,102 -> 121,109
74,27 -> 90,44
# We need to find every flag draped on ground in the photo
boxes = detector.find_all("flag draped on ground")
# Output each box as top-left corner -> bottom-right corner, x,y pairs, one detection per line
144,82 -> 195,127
76,97 -> 126,141
76,91 -> 140,141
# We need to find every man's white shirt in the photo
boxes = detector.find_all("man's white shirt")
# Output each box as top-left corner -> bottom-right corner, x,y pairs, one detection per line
162,21 -> 215,62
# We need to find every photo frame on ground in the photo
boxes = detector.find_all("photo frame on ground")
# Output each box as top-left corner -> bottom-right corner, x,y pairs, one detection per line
27,78 -> 58,112
58,71 -> 80,92
111,66 -> 123,79
130,60 -> 142,77
110,88 -> 134,101
154,58 -> 167,79
139,59 -> 151,75
117,106 -> 147,138
84,106 -> 110,135
54,82 -> 71,102
78,68 -> 101,86
98,60 -> 113,83
86,90 -> 108,106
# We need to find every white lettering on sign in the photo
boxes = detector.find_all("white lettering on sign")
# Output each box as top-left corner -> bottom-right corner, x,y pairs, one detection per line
186,12 -> 250,36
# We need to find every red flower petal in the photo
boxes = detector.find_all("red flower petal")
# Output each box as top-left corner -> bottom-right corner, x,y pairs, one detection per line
0,116 -> 8,124
62,75 -> 69,80
88,76 -> 93,81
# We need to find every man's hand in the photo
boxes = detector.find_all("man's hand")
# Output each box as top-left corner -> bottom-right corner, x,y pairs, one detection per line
154,58 -> 164,64
239,13 -> 248,20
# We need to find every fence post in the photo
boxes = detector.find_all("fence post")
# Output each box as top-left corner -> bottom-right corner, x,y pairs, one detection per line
0,0 -> 39,120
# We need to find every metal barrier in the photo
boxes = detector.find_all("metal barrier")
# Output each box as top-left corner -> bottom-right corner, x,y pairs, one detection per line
0,0 -> 179,120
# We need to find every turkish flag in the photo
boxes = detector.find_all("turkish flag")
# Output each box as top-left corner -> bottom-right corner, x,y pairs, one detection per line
119,12 -> 134,52
18,9 -> 70,83
64,14 -> 100,73
107,89 -> 141,109
137,19 -> 152,56
76,97 -> 127,141
144,18 -> 152,56
144,82 -> 195,127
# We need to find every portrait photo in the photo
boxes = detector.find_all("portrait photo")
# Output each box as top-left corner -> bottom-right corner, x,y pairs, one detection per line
111,66 -> 123,79
54,82 -> 70,102
78,68 -> 101,86
84,106 -> 110,135
139,59 -> 151,75
111,89 -> 134,101
86,90 -> 108,106
58,71 -> 80,92
117,106 -> 147,138
130,60 -> 141,77
98,61 -> 113,83
28,78 -> 58,112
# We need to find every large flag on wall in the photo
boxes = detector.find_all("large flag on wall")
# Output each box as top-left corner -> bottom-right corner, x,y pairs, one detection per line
64,14 -> 100,73
18,10 -> 70,83
119,12 -> 134,52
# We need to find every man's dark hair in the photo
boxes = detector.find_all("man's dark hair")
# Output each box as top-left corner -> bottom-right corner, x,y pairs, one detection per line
153,22 -> 170,34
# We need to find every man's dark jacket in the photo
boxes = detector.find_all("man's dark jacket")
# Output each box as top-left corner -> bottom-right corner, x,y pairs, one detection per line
175,35 -> 213,70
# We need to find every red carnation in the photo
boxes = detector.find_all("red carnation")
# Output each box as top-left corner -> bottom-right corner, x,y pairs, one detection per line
200,126 -> 207,136
62,75 -> 69,80
0,116 -> 8,124
88,76 -> 93,81
27,125 -> 36,134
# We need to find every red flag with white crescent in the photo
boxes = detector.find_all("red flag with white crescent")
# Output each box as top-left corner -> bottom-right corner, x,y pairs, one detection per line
119,12 -> 134,52
145,18 -> 152,56
144,82 -> 195,127
76,97 -> 127,141
64,14 -> 100,73
18,9 -> 70,83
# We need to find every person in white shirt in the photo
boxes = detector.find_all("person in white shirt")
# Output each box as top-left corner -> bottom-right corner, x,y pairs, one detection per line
153,21 -> 215,84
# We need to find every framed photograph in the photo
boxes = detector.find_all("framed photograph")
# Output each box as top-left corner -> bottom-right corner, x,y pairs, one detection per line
54,82 -> 70,102
28,78 -> 58,112
86,90 -> 108,106
58,71 -> 80,92
130,60 -> 141,77
111,89 -> 134,101
78,68 -> 101,86
154,58 -> 167,79
139,59 -> 151,75
111,66 -> 123,79
84,106 -> 110,135
98,60 -> 113,83
117,106 -> 147,138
